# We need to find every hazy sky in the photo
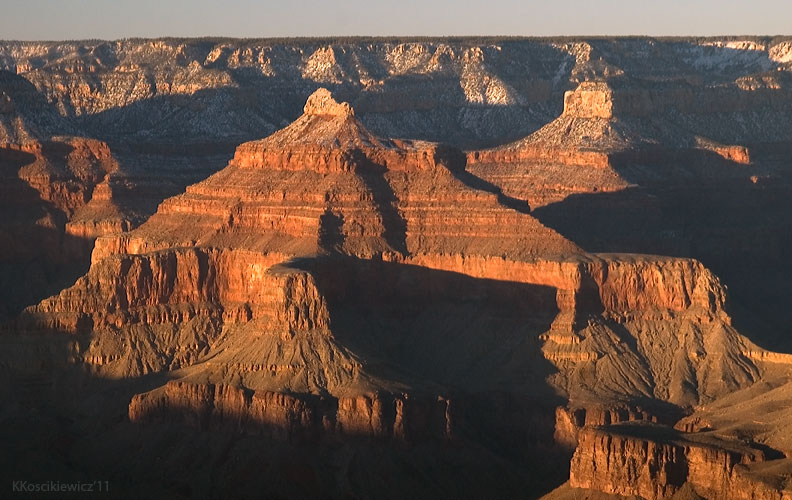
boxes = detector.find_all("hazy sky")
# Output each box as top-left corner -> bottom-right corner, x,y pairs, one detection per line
1,0 -> 790,40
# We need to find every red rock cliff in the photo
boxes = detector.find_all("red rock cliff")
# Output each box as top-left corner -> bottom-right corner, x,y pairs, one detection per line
569,425 -> 789,500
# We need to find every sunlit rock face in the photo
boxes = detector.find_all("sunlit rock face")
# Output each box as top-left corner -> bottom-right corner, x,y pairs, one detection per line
2,38 -> 792,499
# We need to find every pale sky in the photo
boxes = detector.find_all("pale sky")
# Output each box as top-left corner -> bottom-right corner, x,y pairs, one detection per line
0,0 -> 789,40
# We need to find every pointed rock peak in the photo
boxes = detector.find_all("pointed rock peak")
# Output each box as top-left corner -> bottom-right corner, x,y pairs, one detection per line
303,88 -> 354,118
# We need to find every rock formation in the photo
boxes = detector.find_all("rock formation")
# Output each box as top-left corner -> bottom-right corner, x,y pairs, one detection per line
12,90 -> 785,500
2,37 -> 792,499
567,424 -> 789,500
0,71 -> 124,318
2,38 -> 791,148
17,90 -> 768,415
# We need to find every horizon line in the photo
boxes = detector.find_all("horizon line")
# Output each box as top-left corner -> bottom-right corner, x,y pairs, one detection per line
1,34 -> 791,44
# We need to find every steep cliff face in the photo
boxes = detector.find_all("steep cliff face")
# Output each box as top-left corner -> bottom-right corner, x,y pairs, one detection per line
3,40 -> 792,497
549,257 -> 759,407
23,251 -> 336,379
129,381 -> 452,442
30,249 -> 328,331
553,402 -> 684,452
400,251 -> 759,407
19,91 -> 766,412
15,137 -> 117,216
569,425 -> 791,500
0,72 -> 125,317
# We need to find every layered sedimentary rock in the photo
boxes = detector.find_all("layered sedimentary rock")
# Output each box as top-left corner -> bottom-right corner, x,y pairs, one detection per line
465,72 -> 791,217
64,179 -> 132,238
0,71 -> 124,317
15,91 -> 566,403
2,38 -> 791,148
0,72 -> 118,218
85,87 -> 579,265
568,425 -> 791,500
15,136 -> 118,216
5,38 -> 791,333
457,75 -> 791,165
459,67 -> 792,376
128,380 -> 453,442
3,39 -> 792,496
21,90 -> 773,428
405,251 -> 761,407
553,402 -> 684,451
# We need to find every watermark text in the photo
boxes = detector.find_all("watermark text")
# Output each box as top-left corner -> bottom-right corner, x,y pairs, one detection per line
11,480 -> 110,494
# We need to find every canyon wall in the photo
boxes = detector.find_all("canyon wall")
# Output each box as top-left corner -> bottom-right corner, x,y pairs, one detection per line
18,90 -> 766,413
2,38 -> 792,499
0,71 -> 121,317
569,426 -> 791,500
564,81 -> 792,120
129,380 -> 453,442
1,38 -> 791,147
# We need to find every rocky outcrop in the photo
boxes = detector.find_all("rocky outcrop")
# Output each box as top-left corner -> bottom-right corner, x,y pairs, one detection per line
3,37 -> 792,500
64,179 -> 132,238
554,403 -> 681,450
0,39 -> 792,499
563,82 -> 615,119
0,71 -> 118,217
26,249 -> 328,335
403,253 -> 728,321
303,87 -> 354,117
469,79 -> 769,178
570,427 -> 690,498
403,253 -> 743,405
16,136 -> 117,216
563,80 -> 792,120
569,425 -> 790,500
129,380 -> 452,442
0,72 -> 124,317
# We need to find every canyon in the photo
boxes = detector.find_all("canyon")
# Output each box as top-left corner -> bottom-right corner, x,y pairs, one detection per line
1,37 -> 792,499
